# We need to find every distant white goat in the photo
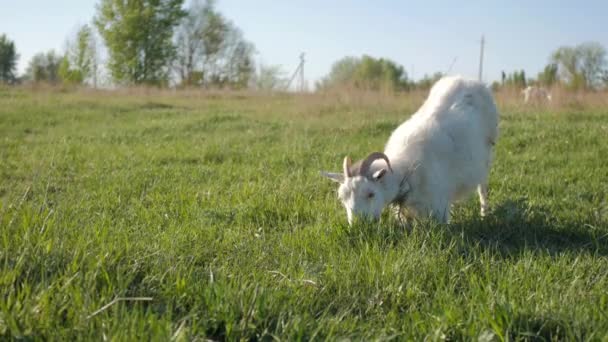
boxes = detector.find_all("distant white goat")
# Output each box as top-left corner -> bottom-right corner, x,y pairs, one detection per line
522,86 -> 552,104
322,76 -> 499,225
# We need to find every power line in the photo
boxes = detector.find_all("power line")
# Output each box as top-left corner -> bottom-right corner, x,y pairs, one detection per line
445,57 -> 458,75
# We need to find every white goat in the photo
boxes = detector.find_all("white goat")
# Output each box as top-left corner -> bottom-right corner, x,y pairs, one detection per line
322,76 -> 499,225
522,86 -> 552,104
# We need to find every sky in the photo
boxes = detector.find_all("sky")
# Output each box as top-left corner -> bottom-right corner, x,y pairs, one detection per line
2,0 -> 608,86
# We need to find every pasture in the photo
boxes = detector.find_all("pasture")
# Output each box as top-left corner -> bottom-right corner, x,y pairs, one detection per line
1,87 -> 608,340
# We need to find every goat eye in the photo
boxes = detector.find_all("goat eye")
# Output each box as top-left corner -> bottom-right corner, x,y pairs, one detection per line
367,192 -> 375,199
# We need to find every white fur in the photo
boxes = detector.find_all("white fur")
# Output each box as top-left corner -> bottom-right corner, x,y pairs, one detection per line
324,76 -> 499,224
522,86 -> 552,103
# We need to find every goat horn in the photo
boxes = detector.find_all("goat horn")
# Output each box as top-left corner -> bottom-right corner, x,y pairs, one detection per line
359,152 -> 393,177
343,156 -> 352,178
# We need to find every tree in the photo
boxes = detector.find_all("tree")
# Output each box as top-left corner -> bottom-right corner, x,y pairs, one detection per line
58,56 -> 84,84
25,50 -> 62,83
318,55 -> 410,91
577,42 -> 607,89
415,72 -> 444,90
59,24 -> 98,85
217,25 -> 254,88
316,57 -> 359,90
95,0 -> 186,85
0,34 -> 18,83
174,0 -> 255,88
537,63 -> 558,87
197,1 -> 227,79
174,0 -> 212,86
252,64 -> 287,91
551,46 -> 578,86
355,55 -> 408,90
551,42 -> 607,89
501,70 -> 527,89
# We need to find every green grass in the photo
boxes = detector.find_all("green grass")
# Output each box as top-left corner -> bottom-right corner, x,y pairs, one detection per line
1,88 -> 607,340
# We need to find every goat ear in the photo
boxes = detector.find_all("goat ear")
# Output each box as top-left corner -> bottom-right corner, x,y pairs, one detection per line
320,171 -> 344,184
372,168 -> 387,181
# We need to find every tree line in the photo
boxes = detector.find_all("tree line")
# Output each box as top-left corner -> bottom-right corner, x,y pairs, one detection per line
497,42 -> 608,91
322,41 -> 608,92
1,1 -> 607,91
1,0 -> 259,89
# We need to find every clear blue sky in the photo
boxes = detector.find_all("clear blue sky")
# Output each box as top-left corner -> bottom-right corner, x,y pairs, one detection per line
3,0 -> 608,85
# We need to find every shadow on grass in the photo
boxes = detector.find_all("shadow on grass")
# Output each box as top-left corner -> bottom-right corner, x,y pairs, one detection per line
507,312 -> 574,341
446,198 -> 608,257
340,197 -> 608,257
440,311 -> 578,341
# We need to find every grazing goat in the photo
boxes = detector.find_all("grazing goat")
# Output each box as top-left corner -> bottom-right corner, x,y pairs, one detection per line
322,76 -> 499,225
522,86 -> 552,104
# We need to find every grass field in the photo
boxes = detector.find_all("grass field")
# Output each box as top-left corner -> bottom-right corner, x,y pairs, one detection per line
1,87 -> 608,340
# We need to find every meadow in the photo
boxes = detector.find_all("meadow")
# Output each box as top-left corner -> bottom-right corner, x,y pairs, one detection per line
1,86 -> 607,340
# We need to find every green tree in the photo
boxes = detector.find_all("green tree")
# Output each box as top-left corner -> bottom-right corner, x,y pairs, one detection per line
25,50 -> 62,83
537,63 -> 558,87
0,34 -> 18,83
60,24 -> 98,85
198,2 -> 227,74
174,0 -> 214,85
218,25 -> 254,88
319,55 -> 410,91
174,0 -> 254,88
551,42 -> 607,89
354,56 -> 407,90
316,56 -> 359,90
415,72 -> 444,90
95,0 -> 186,85
577,42 -> 607,89
501,70 -> 527,89
252,64 -> 287,91
58,56 -> 83,84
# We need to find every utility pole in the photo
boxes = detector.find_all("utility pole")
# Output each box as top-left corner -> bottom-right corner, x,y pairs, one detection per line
478,35 -> 485,81
93,60 -> 98,89
286,52 -> 306,92
299,52 -> 305,92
